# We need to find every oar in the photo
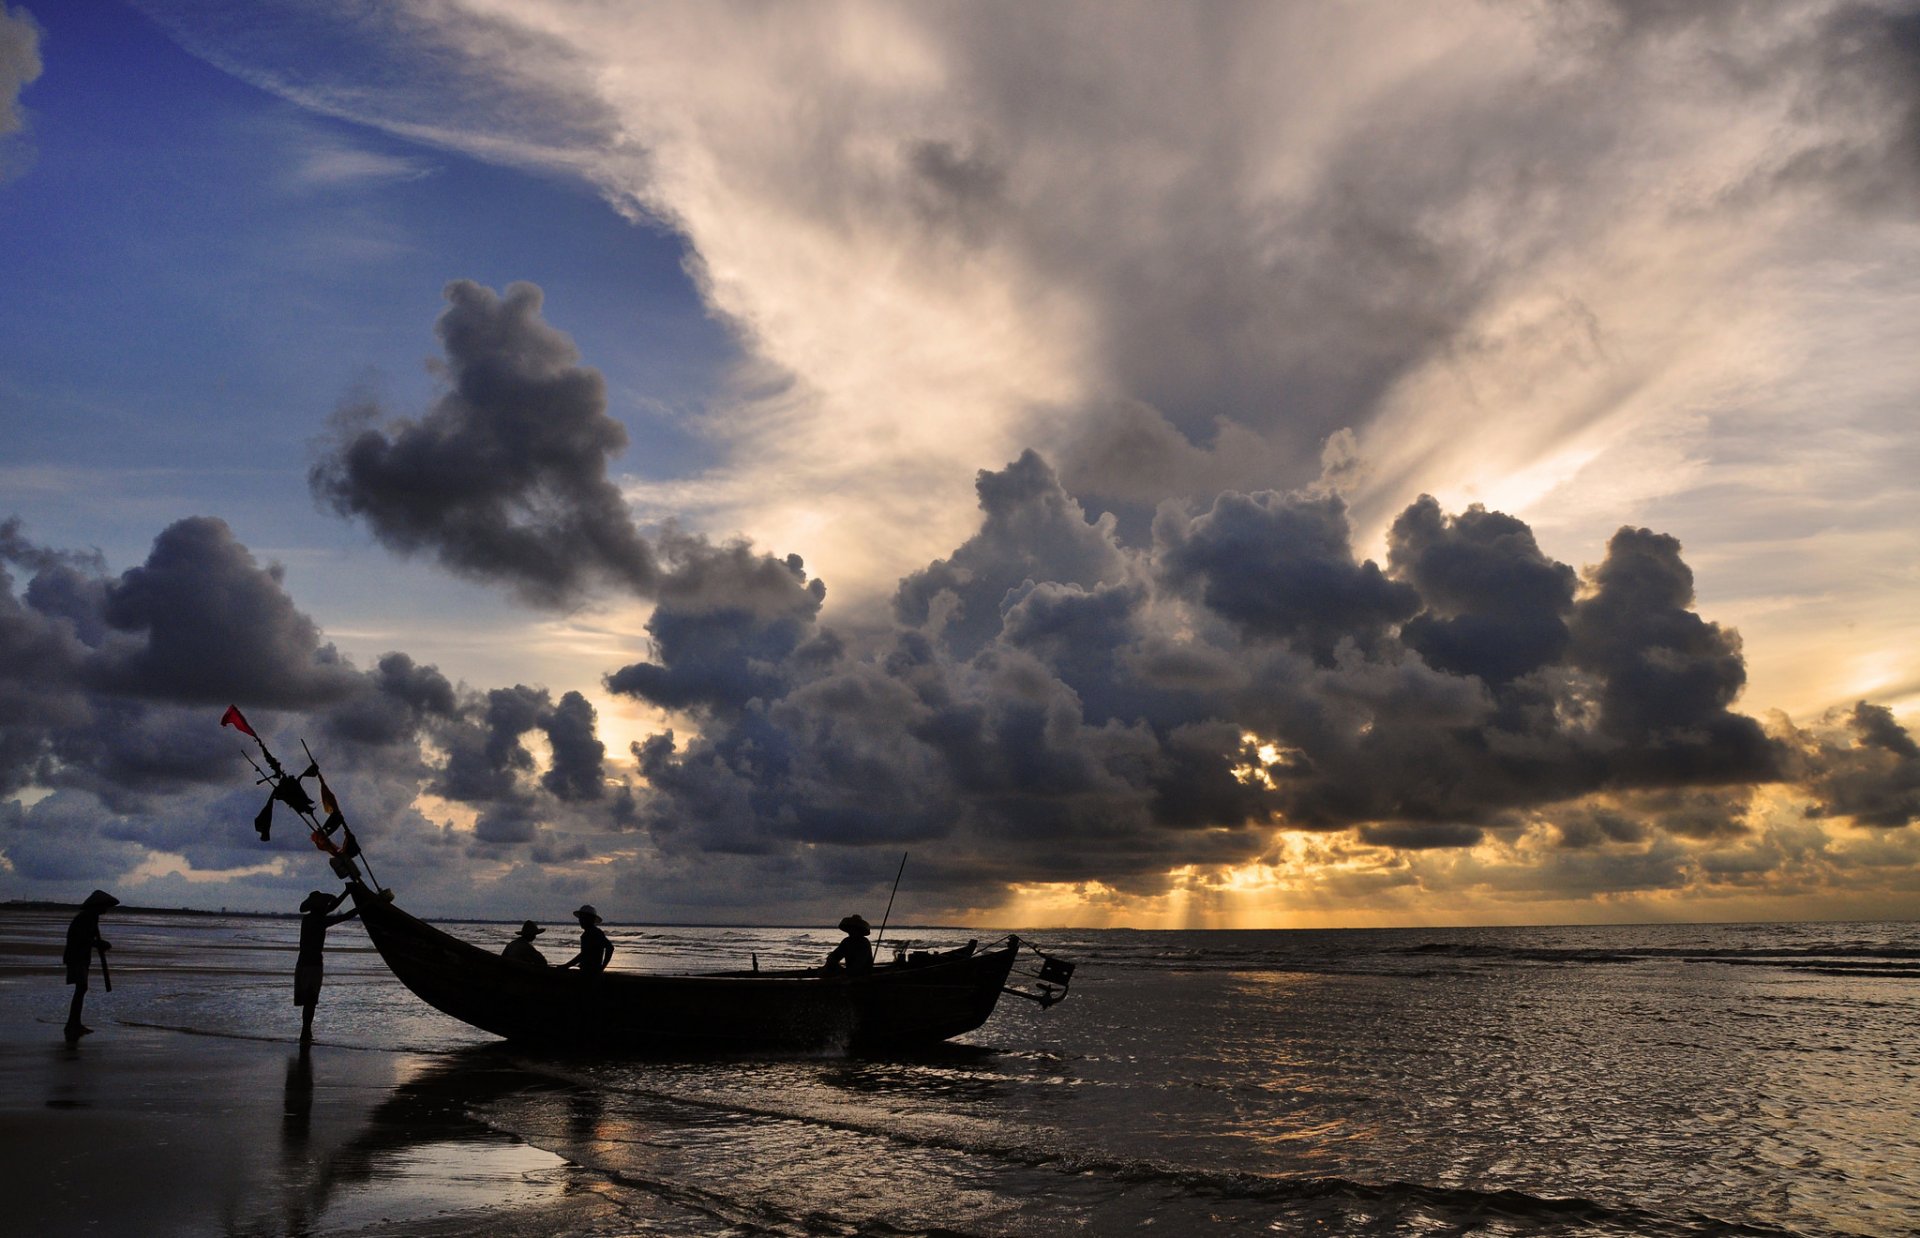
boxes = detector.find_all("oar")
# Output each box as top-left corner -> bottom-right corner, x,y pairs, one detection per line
96,942 -> 111,993
874,852 -> 908,950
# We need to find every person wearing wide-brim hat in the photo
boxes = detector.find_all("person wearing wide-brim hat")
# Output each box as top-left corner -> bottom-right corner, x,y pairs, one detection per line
557,904 -> 613,974
824,913 -> 874,976
502,919 -> 549,968
295,888 -> 360,1043
63,890 -> 119,1038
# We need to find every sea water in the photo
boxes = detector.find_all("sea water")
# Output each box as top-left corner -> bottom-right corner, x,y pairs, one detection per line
4,909 -> 1917,1236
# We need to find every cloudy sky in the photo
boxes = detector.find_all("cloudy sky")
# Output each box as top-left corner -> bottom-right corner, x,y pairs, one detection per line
3,0 -> 1919,926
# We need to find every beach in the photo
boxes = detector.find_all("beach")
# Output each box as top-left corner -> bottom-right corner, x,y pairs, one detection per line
4,905 -> 1918,1236
0,905 -> 707,1236
0,1020 -> 636,1237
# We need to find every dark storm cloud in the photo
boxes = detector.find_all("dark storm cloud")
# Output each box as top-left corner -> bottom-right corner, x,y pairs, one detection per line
605,541 -> 826,714
311,279 -> 660,607
8,436 -> 1909,913
312,280 -> 829,633
432,683 -> 549,803
1157,490 -> 1419,663
1566,527 -> 1778,785
895,450 -> 1129,659
94,516 -> 361,707
1793,701 -> 1920,828
1358,822 -> 1485,851
541,690 -> 605,802
1388,498 -> 1577,689
612,452 -> 1837,897
1546,787 -> 1752,851
0,517 -> 628,892
1549,802 -> 1650,850
0,517 -> 358,793
320,651 -> 458,748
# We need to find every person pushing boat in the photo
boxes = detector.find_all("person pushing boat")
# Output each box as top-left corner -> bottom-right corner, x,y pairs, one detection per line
557,904 -> 613,973
295,888 -> 359,1043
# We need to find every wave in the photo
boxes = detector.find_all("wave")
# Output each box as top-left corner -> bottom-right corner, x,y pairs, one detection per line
475,1056 -> 1809,1238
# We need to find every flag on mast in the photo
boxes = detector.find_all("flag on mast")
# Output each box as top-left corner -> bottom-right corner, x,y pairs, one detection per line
220,705 -> 258,739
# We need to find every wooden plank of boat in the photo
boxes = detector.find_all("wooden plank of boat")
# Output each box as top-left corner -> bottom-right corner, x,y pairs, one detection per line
348,883 -> 1023,1052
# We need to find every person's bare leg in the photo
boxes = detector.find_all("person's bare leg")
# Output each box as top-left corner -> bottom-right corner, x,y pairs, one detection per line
65,986 -> 88,1036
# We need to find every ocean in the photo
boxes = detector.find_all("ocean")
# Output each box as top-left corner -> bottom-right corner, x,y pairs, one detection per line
4,908 -> 1917,1236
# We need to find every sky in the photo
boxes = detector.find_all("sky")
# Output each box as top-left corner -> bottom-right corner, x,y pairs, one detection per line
2,0 -> 1919,927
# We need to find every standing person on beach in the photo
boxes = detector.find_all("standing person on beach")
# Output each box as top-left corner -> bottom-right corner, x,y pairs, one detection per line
502,920 -> 548,966
557,904 -> 613,974
295,889 -> 360,1043
63,889 -> 118,1037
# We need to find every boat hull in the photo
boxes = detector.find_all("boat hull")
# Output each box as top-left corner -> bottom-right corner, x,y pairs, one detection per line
349,886 -> 1019,1052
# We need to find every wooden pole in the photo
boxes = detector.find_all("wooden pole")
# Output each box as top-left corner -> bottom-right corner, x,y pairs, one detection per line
874,852 -> 908,948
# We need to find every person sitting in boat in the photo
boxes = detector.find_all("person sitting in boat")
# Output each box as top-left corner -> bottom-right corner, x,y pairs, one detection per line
823,914 -> 874,976
557,904 -> 613,974
295,888 -> 360,1043
502,920 -> 548,967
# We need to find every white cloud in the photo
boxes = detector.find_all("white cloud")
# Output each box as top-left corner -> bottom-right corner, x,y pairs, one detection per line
287,139 -> 434,189
144,0 -> 1920,712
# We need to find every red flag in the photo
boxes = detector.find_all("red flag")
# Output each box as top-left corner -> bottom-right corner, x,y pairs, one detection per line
220,705 -> 258,738
317,774 -> 340,821
309,829 -> 342,857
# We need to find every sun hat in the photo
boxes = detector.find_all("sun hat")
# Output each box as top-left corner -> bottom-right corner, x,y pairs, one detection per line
573,904 -> 602,923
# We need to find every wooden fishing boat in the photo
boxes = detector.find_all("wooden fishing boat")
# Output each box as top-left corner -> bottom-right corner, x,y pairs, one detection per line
347,883 -> 1064,1052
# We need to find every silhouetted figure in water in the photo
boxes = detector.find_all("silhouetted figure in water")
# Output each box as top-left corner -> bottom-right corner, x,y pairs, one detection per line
557,904 -> 613,974
502,920 -> 548,967
64,889 -> 118,1038
824,914 -> 874,976
296,889 -> 360,1043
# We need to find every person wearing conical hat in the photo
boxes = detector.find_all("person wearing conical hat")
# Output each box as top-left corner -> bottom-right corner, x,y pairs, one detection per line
63,889 -> 118,1038
823,913 -> 873,976
501,920 -> 549,967
295,888 -> 359,1043
557,904 -> 613,974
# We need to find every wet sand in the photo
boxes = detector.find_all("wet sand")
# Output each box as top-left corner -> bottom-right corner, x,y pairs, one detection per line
0,1014 -> 627,1237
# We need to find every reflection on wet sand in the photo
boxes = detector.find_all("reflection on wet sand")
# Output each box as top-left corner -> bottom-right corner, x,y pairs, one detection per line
237,1046 -> 572,1237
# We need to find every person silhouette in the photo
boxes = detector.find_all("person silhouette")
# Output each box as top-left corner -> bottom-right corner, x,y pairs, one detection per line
823,914 -> 874,976
502,920 -> 548,967
556,904 -> 612,974
63,889 -> 118,1038
295,889 -> 360,1043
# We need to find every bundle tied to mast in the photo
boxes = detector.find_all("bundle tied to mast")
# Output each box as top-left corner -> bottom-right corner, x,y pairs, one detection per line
221,705 -> 367,885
